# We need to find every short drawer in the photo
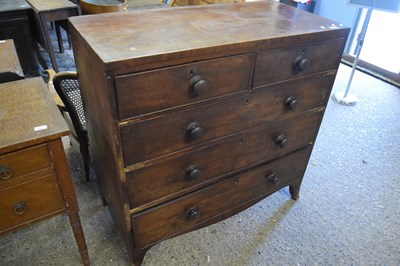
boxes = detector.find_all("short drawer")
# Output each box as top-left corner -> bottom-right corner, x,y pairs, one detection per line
253,38 -> 346,88
127,110 -> 322,209
132,148 -> 312,249
0,174 -> 65,233
121,74 -> 334,165
115,55 -> 253,119
0,144 -> 52,187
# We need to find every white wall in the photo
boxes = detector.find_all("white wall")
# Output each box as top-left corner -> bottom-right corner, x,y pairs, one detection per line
313,0 -> 359,52
314,0 -> 358,27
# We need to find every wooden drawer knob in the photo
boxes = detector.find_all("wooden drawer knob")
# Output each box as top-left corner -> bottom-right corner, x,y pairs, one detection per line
285,96 -> 298,110
275,134 -> 288,148
186,206 -> 199,220
13,201 -> 26,215
0,165 -> 11,180
186,122 -> 204,140
266,172 -> 279,185
189,75 -> 209,97
186,165 -> 202,180
294,54 -> 310,72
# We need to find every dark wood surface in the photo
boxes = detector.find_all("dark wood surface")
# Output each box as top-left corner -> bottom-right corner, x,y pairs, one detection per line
69,1 -> 349,265
115,54 -> 253,119
26,0 -> 80,72
0,0 -> 41,76
120,74 -> 335,165
126,109 -> 323,211
69,1 -> 348,72
0,78 -> 90,265
0,39 -> 24,83
132,148 -> 311,249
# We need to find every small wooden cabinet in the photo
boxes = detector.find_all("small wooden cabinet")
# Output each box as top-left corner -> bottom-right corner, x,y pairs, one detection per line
0,0 -> 40,77
0,78 -> 89,265
69,2 -> 349,265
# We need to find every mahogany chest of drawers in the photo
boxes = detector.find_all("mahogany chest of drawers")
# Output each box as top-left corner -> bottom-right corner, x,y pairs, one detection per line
69,2 -> 349,265
0,78 -> 89,265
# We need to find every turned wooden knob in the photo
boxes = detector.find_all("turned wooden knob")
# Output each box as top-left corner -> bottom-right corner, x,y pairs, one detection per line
275,134 -> 288,148
0,165 -> 11,180
294,55 -> 310,72
186,165 -> 202,180
186,122 -> 204,140
285,96 -> 298,110
186,207 -> 199,220
266,172 -> 279,184
189,75 -> 209,97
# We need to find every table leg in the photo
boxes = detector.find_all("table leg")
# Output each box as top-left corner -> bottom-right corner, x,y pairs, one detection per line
56,23 -> 65,53
40,16 -> 59,72
68,211 -> 90,266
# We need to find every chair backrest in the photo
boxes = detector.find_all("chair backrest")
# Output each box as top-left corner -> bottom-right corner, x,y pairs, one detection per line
80,0 -> 127,14
52,72 -> 86,134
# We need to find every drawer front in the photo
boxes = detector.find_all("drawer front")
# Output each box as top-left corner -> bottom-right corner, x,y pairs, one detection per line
132,148 -> 312,249
121,74 -> 334,165
0,174 -> 65,233
115,55 -> 253,119
0,144 -> 52,187
253,39 -> 346,88
127,110 -> 322,209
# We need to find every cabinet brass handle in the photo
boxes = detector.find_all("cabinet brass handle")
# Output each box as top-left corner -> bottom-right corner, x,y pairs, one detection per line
13,202 -> 26,215
0,165 -> 11,180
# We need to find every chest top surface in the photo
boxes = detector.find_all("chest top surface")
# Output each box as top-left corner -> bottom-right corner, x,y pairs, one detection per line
69,1 -> 348,69
0,77 -> 69,153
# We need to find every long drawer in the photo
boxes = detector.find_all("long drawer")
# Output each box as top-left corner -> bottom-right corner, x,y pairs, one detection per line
0,144 -> 53,189
253,38 -> 346,88
0,174 -> 65,233
132,148 -> 312,249
126,110 -> 322,209
120,74 -> 334,165
115,54 -> 253,119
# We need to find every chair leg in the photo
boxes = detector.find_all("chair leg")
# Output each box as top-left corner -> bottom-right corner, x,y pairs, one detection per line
80,142 -> 90,182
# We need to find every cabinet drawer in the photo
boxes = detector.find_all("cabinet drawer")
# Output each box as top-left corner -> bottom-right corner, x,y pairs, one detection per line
0,174 -> 65,233
127,110 -> 322,209
121,74 -> 334,165
115,55 -> 253,119
253,39 -> 346,88
132,148 -> 311,249
0,144 -> 52,188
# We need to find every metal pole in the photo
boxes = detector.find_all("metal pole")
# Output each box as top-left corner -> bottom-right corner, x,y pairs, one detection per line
332,7 -> 373,106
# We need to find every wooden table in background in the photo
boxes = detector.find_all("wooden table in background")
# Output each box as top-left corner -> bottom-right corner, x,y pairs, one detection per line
26,0 -> 80,72
0,39 -> 24,83
0,0 -> 41,77
0,78 -> 90,265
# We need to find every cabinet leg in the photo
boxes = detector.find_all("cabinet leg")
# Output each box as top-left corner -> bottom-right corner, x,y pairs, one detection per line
68,211 -> 90,266
129,249 -> 149,266
289,181 -> 302,200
